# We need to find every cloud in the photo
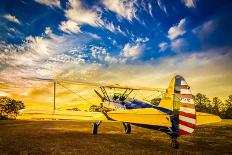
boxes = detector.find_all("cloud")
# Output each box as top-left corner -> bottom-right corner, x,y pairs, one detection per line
64,0 -> 102,27
157,0 -> 168,14
168,18 -> 186,40
135,37 -> 149,43
103,22 -> 126,36
3,14 -> 21,24
121,43 -> 143,60
192,13 -> 232,48
44,27 -> 52,36
34,0 -> 61,8
159,42 -> 168,52
59,20 -> 81,34
91,46 -> 117,64
102,0 -> 137,21
182,0 -> 197,8
171,38 -> 186,52
148,3 -> 153,17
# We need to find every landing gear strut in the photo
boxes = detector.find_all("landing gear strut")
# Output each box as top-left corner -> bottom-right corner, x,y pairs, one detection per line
123,123 -> 131,134
170,135 -> 179,149
92,120 -> 102,134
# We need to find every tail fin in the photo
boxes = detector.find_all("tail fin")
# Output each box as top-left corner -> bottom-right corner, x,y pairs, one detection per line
159,75 -> 196,135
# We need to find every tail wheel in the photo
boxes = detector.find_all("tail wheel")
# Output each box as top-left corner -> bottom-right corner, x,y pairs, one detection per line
92,123 -> 98,134
170,139 -> 179,149
123,123 -> 131,134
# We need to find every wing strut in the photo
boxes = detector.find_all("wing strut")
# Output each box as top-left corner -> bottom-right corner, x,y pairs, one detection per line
53,81 -> 56,112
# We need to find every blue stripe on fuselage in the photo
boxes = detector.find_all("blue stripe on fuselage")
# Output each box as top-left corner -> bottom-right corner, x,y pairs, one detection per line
122,99 -> 173,115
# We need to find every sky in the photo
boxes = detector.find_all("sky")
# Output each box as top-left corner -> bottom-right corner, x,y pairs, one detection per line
0,0 -> 232,109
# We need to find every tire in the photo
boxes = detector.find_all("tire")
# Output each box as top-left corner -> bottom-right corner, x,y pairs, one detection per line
170,139 -> 179,149
125,124 -> 131,134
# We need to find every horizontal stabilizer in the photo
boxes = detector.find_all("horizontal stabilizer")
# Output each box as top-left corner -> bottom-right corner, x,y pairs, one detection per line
196,112 -> 221,125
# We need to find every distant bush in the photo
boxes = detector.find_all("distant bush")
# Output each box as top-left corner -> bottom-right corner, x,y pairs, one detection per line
0,96 -> 25,119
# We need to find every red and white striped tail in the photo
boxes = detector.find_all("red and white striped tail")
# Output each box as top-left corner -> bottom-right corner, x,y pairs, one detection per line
178,76 -> 196,135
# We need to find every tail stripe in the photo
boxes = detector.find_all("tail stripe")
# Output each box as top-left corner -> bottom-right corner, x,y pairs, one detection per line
179,115 -> 196,124
180,89 -> 191,95
180,103 -> 195,109
181,80 -> 187,85
179,124 -> 194,133
181,94 -> 193,99
179,111 -> 196,119
179,120 -> 196,129
179,129 -> 190,135
180,107 -> 195,114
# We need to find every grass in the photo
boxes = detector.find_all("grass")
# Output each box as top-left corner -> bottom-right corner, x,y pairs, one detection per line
0,120 -> 232,155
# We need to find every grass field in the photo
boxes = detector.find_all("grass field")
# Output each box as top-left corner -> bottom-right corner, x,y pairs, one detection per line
0,120 -> 232,155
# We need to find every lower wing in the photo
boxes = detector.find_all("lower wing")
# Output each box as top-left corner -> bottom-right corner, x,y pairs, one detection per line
107,108 -> 172,127
17,109 -> 107,121
18,108 -> 172,127
196,112 -> 221,125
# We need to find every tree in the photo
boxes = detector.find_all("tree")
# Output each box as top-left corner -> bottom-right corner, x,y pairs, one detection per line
194,93 -> 211,113
0,96 -> 25,119
224,95 -> 232,119
211,97 -> 223,116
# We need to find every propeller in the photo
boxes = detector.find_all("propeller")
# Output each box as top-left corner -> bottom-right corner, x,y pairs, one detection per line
94,89 -> 105,102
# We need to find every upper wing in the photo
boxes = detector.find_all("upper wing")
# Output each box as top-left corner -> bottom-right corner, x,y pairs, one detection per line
107,108 -> 172,127
196,112 -> 221,125
22,77 -> 165,92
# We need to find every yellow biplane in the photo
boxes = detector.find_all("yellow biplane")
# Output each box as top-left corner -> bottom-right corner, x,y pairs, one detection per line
18,75 -> 221,148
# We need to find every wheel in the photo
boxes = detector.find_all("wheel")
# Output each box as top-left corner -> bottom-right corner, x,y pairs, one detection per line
124,123 -> 131,134
92,123 -> 98,134
170,139 -> 179,149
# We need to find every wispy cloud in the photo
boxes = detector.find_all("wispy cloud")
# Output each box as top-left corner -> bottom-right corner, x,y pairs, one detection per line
91,46 -> 117,64
3,14 -> 21,24
34,0 -> 61,8
64,0 -> 103,27
102,0 -> 137,21
157,0 -> 168,14
159,42 -> 168,52
59,20 -> 81,34
121,43 -> 143,61
182,0 -> 197,8
168,18 -> 186,40
171,38 -> 186,52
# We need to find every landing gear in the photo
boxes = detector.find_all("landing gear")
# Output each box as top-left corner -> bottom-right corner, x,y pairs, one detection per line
123,123 -> 131,134
170,139 -> 179,148
170,135 -> 179,149
92,120 -> 102,134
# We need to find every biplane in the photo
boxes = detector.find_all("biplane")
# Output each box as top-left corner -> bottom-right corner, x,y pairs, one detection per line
18,75 -> 221,148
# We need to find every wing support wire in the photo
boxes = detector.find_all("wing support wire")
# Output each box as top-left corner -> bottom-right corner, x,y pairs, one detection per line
100,86 -> 110,105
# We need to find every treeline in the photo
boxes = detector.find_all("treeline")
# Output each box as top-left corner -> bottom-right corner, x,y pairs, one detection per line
194,93 -> 232,119
0,96 -> 25,120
